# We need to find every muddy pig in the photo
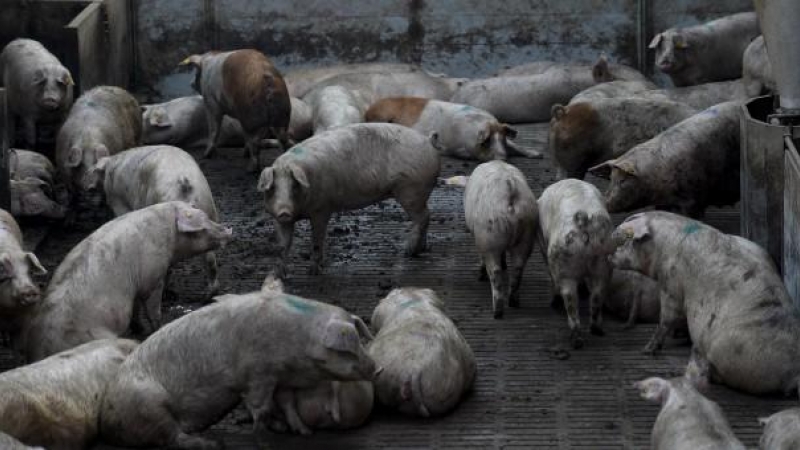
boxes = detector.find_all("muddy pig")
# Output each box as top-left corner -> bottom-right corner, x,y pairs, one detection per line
570,80 -> 659,102
258,123 -> 440,278
650,12 -> 759,86
0,432 -> 43,450
8,149 -> 67,219
759,408 -> 800,450
366,97 -> 542,160
284,62 -> 423,98
304,85 -> 370,134
369,288 -> 476,417
463,161 -> 538,318
589,101 -> 740,218
0,338 -> 137,450
549,98 -> 696,179
611,211 -> 800,395
743,36 -> 775,97
0,209 -> 46,333
83,145 -> 222,297
635,376 -> 746,450
538,179 -> 613,348
1,38 -> 74,148
180,49 -> 291,171
56,85 -> 142,211
606,269 -> 677,328
18,201 -> 231,361
99,286 -> 377,449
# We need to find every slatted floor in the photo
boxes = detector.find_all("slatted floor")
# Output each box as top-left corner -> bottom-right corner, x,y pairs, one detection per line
7,123 -> 795,449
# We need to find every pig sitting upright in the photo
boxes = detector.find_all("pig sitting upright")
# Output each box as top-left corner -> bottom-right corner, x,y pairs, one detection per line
589,101 -> 740,218
538,179 -> 613,348
368,288 -> 476,417
635,376 -> 746,450
549,98 -> 696,179
759,408 -> 800,450
0,209 -> 47,333
743,36 -> 775,97
1,38 -> 74,148
180,49 -> 292,171
19,201 -> 232,361
8,149 -> 67,219
258,123 -> 440,278
82,145 -> 223,297
99,286 -> 377,449
55,86 -> 142,210
650,12 -> 759,86
365,97 -> 542,160
463,161 -> 538,318
611,211 -> 800,395
0,338 -> 137,450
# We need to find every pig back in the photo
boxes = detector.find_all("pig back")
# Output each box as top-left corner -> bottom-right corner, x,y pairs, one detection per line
221,50 -> 291,134
0,208 -> 23,244
60,86 -> 142,154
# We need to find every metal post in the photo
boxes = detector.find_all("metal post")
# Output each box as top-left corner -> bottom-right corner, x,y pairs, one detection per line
636,0 -> 650,76
0,88 -> 10,211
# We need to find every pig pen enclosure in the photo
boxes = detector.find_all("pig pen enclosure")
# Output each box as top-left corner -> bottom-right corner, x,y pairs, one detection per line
2,0 -> 798,449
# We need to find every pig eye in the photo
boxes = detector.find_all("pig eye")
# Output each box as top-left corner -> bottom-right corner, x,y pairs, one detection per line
34,77 -> 47,86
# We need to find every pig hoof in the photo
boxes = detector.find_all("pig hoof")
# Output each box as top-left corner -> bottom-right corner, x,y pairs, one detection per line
590,324 -> 605,336
570,331 -> 584,349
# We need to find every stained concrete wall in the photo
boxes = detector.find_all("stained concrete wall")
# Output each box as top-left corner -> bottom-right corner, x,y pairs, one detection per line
135,0 -> 754,100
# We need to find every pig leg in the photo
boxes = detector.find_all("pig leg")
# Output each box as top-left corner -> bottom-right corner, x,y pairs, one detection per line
624,296 -> 641,329
245,377 -> 279,442
245,134 -> 261,173
504,139 -> 543,159
275,389 -> 313,435
508,238 -> 534,308
559,279 -> 583,348
204,252 -> 220,299
21,117 -> 37,149
139,282 -> 164,334
202,109 -> 223,160
274,221 -> 295,279
483,252 -> 508,319
643,291 -> 684,355
309,212 -> 331,275
587,277 -> 607,336
396,189 -> 431,256
478,259 -> 488,281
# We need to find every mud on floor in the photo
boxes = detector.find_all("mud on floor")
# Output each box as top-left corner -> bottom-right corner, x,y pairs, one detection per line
5,123 -> 794,449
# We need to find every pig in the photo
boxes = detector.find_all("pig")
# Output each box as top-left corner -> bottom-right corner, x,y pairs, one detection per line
284,62 -> 424,98
303,85 -> 370,134
8,149 -> 67,219
605,269 -> 676,328
0,209 -> 46,329
549,98 -> 696,179
368,288 -> 476,417
82,145 -> 222,297
288,96 -> 314,141
451,55 -> 647,123
570,80 -> 659,103
179,49 -> 292,171
270,381 -> 374,435
1,38 -> 74,148
17,201 -> 232,362
0,432 -> 43,450
537,179 -> 613,348
0,338 -> 137,450
258,123 -> 440,278
463,161 -> 538,318
572,79 -> 747,110
309,71 -> 462,104
365,97 -> 542,160
743,36 -> 775,97
588,101 -> 740,218
99,286 -> 378,449
650,12 -> 760,87
759,408 -> 800,450
498,58 -> 648,82
634,376 -> 746,450
611,211 -> 800,395
55,85 -> 142,209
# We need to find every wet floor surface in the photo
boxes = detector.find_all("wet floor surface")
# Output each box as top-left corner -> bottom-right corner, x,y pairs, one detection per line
6,123 -> 795,449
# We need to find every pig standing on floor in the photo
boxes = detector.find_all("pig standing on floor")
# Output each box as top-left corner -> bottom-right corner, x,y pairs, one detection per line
365,97 -> 542,160
589,101 -> 740,218
304,85 -> 370,134
538,179 -> 613,348
0,339 -> 137,450
18,202 -> 232,361
549,98 -> 696,179
284,62 -> 423,98
1,38 -> 74,148
0,209 -> 46,335
759,408 -> 800,450
463,161 -> 538,318
258,123 -> 440,278
611,211 -> 800,395
369,288 -> 476,417
650,12 -> 759,86
99,287 -> 377,449
635,376 -> 746,450
605,270 -> 674,327
83,145 -> 222,297
743,36 -> 775,97
8,149 -> 67,219
180,49 -> 292,171
55,86 -> 141,210
452,55 -> 647,123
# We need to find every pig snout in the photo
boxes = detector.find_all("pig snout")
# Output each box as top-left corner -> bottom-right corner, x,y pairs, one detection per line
40,96 -> 61,111
15,283 -> 41,306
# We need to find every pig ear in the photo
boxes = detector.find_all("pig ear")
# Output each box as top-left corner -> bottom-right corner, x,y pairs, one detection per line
256,167 -> 274,192
551,104 -> 567,121
634,377 -> 670,403
502,124 -> 518,139
289,164 -> 310,189
592,53 -> 610,82
588,160 -> 612,179
175,204 -> 206,233
648,33 -> 663,49
62,71 -> 75,86
619,215 -> 650,241
25,252 -> 47,275
323,319 -> 361,355
351,315 -> 374,342
66,146 -> 83,168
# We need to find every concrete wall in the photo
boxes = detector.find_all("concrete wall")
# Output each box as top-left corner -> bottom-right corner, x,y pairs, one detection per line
131,0 -> 752,100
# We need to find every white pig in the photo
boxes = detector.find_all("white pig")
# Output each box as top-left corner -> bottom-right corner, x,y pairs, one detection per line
369,288 -> 476,417
0,209 -> 46,332
284,62 -> 423,98
759,408 -> 800,450
303,85 -> 370,134
605,269 -> 675,328
743,36 -> 775,97
8,149 -> 67,219
538,179 -> 613,348
464,161 -> 538,318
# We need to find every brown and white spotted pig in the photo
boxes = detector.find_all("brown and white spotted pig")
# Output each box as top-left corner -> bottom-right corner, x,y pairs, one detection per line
180,49 -> 291,171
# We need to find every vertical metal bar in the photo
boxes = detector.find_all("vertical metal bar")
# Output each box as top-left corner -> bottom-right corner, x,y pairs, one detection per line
636,0 -> 650,75
0,88 -> 10,211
